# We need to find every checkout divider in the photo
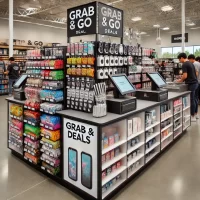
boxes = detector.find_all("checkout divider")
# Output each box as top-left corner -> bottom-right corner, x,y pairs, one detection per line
6,90 -> 191,200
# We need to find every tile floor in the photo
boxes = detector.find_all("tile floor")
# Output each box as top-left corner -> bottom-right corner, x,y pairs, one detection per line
2,96 -> 200,200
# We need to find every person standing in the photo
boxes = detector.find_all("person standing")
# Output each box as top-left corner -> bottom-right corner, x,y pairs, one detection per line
188,54 -> 200,119
4,57 -> 20,96
177,53 -> 198,122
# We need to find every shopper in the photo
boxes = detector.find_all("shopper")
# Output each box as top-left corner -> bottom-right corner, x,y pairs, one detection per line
177,53 -> 198,122
188,54 -> 200,119
4,57 -> 20,96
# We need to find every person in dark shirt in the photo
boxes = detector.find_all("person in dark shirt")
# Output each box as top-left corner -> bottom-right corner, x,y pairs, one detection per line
177,53 -> 198,121
4,57 -> 20,96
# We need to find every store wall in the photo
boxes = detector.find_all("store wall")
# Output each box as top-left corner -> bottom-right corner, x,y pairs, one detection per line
141,29 -> 200,57
0,19 -> 67,44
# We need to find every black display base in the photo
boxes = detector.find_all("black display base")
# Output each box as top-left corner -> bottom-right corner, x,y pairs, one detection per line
11,129 -> 187,200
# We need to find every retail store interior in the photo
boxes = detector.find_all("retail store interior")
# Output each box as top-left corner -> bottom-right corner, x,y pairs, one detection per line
1,0 -> 200,200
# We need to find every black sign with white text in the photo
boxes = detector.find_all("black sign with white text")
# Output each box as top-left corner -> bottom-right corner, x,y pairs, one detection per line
98,2 -> 123,37
67,2 -> 97,37
171,33 -> 188,43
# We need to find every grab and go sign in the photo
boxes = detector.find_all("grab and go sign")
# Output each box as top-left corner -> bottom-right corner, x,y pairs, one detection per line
67,2 -> 123,37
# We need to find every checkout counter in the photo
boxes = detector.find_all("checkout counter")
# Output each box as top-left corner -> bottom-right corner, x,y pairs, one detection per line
6,73 -> 191,200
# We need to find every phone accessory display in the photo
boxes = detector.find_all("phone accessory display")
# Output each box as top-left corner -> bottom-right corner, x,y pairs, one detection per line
93,82 -> 107,118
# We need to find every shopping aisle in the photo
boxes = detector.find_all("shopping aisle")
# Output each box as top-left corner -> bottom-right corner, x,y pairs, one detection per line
1,96 -> 200,200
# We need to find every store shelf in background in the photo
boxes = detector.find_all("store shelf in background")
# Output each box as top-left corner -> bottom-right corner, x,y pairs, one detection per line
102,166 -> 126,186
174,116 -> 182,121
161,114 -> 173,122
145,142 -> 160,154
40,109 -> 56,115
174,131 -> 182,139
174,103 -> 182,108
128,130 -> 144,141
174,110 -> 182,115
102,179 -> 126,199
174,124 -> 182,131
0,45 -> 35,50
102,153 -> 126,171
161,139 -> 173,150
127,154 -> 144,168
161,123 -> 173,132
24,106 -> 39,111
183,125 -> 190,131
10,114 -> 23,121
102,140 -> 127,155
146,121 -> 160,131
146,132 -> 160,143
9,132 -> 21,139
183,106 -> 190,111
161,132 -> 173,142
24,120 -> 39,126
128,164 -> 143,178
127,142 -> 144,155
146,152 -> 159,163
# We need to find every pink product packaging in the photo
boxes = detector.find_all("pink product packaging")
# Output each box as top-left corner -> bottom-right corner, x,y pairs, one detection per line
24,137 -> 40,149
9,126 -> 22,135
41,153 -> 60,167
108,135 -> 115,146
112,164 -> 116,171
102,171 -> 106,179
10,119 -> 23,130
102,154 -> 106,164
106,152 -> 111,162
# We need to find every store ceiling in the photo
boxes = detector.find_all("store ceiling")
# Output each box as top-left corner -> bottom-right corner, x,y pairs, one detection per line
1,0 -> 200,35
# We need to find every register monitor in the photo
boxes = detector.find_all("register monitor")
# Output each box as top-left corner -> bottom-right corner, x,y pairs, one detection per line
107,74 -> 137,114
135,72 -> 168,102
13,74 -> 27,100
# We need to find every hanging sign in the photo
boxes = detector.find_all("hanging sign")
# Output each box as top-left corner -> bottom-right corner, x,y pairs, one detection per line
67,2 -> 97,37
98,2 -> 123,37
171,33 -> 188,43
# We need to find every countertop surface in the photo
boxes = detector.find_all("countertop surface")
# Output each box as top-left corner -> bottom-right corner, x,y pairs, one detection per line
58,91 -> 190,126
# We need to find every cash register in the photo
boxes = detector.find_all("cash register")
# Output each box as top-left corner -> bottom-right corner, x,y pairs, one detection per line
136,72 -> 168,102
107,74 -> 137,114
13,74 -> 27,100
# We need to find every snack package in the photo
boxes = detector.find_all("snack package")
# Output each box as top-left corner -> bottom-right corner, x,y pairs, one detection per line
40,114 -> 61,130
24,124 -> 40,136
10,104 -> 23,117
42,161 -> 60,175
41,137 -> 60,149
41,144 -> 61,158
41,153 -> 60,167
25,152 -> 39,164
41,127 -> 60,141
24,137 -> 40,149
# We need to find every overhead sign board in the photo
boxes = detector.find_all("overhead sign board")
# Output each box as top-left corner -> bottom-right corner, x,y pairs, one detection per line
171,33 -> 188,43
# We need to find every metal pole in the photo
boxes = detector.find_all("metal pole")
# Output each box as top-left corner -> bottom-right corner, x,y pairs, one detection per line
182,0 -> 185,52
9,0 -> 13,57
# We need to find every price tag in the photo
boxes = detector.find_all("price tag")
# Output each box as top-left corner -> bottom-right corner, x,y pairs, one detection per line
28,150 -> 31,154
50,127 -> 53,130
40,141 -> 44,144
40,109 -> 44,112
46,160 -> 50,164
31,108 -> 35,111
41,166 -> 45,170
50,162 -> 54,167
27,135 -> 30,138
31,123 -> 35,126
31,136 -> 35,140
24,106 -> 27,108
45,125 -> 48,129
49,87 -> 53,90
24,157 -> 28,160
46,98 -> 50,101
31,152 -> 34,156
24,148 -> 27,152
40,123 -> 44,127
28,143 -> 31,147
41,148 -> 44,152
49,77 -> 53,80
28,121 -> 31,125
46,151 -> 50,156
24,141 -> 27,144
45,143 -> 49,147
45,135 -> 50,139
24,120 -> 27,123
29,159 -> 33,163
50,153 -> 54,157
49,112 -> 53,115
47,170 -> 51,174
50,99 -> 54,102
49,144 -> 53,148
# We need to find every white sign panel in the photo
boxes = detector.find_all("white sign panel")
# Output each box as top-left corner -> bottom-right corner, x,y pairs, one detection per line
63,118 -> 98,198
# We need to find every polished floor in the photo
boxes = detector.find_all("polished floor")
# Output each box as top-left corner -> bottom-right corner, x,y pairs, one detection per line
1,96 -> 200,200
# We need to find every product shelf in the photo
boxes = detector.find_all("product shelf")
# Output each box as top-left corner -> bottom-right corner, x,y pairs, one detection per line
24,147 -> 38,156
128,164 -> 143,178
40,157 -> 57,167
174,103 -> 182,108
161,132 -> 173,142
102,166 -> 127,186
174,116 -> 182,121
127,154 -> 144,168
146,121 -> 160,131
161,123 -> 173,132
174,110 -> 182,115
161,114 -> 173,122
102,179 -> 126,199
10,114 -> 23,121
102,153 -> 126,171
24,120 -> 40,126
40,140 -> 53,149
146,152 -> 159,163
127,142 -> 144,155
174,131 -> 182,139
8,140 -> 22,148
145,142 -> 160,154
24,105 -> 39,111
102,140 -> 127,155
23,132 -> 40,140
146,132 -> 160,143
128,130 -> 144,141
40,97 -> 63,103
183,106 -> 190,111
174,124 -> 182,132
183,125 -> 190,131
42,86 -> 63,90
161,139 -> 173,150
9,132 -> 21,139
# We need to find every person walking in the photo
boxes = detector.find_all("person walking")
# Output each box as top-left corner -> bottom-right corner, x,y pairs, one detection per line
4,57 -> 20,96
188,54 -> 200,119
177,53 -> 198,122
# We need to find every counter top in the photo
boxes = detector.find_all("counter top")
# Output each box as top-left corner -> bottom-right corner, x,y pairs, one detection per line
6,97 -> 26,104
58,91 -> 190,126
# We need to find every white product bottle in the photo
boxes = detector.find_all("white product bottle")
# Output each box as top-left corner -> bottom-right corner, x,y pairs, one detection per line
109,56 -> 114,66
104,68 -> 109,79
104,55 -> 110,66
114,56 -> 119,66
97,68 -> 104,79
97,56 -> 104,67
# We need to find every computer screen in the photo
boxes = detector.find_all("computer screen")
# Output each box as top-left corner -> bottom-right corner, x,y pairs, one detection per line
110,74 -> 136,95
148,72 -> 166,87
13,74 -> 27,88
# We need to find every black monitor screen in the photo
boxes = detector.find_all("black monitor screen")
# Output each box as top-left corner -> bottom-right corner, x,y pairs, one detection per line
148,72 -> 166,87
110,74 -> 136,95
13,74 -> 27,88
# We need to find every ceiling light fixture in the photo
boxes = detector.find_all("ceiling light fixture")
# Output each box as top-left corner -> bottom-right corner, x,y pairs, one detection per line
153,24 -> 160,28
132,17 -> 142,21
161,5 -> 173,12
140,32 -> 147,35
107,0 -> 123,5
191,27 -> 200,30
162,27 -> 170,30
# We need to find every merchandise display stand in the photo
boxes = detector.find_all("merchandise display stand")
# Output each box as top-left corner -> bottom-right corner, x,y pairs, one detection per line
7,91 -> 191,200
0,61 -> 8,95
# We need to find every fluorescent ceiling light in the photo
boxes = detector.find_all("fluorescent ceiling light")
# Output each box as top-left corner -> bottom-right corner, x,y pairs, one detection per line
140,32 -> 147,35
132,17 -> 142,21
191,27 -> 200,30
145,35 -> 151,37
162,27 -> 170,30
161,5 -> 173,12
26,7 -> 37,10
107,0 -> 123,5
186,22 -> 195,26
153,24 -> 160,28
